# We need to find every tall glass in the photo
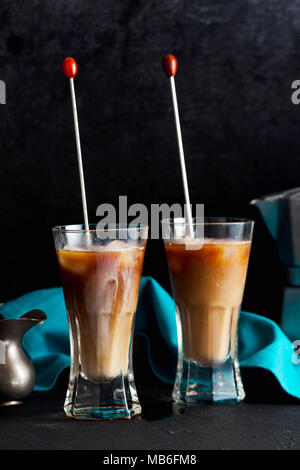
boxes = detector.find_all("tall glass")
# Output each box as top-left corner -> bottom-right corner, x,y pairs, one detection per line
52,224 -> 147,420
162,217 -> 254,404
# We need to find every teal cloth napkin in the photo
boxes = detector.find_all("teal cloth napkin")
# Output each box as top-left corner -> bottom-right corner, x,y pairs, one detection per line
0,276 -> 299,398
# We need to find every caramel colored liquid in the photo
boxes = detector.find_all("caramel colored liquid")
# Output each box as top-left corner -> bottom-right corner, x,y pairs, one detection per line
57,243 -> 145,381
165,239 -> 251,365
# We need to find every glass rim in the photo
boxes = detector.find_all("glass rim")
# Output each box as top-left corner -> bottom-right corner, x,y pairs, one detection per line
161,217 -> 254,226
52,223 -> 149,233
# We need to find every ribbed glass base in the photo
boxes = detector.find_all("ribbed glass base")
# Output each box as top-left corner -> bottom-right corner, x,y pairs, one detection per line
64,372 -> 141,420
65,403 -> 141,420
172,356 -> 245,405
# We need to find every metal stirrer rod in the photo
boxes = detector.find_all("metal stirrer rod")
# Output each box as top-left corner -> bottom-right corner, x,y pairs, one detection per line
62,57 -> 89,231
162,54 -> 193,236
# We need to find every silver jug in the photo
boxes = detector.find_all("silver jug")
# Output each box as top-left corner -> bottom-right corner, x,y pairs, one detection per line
0,309 -> 46,405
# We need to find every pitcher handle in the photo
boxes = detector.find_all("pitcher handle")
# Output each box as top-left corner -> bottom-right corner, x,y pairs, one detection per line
21,310 -> 47,323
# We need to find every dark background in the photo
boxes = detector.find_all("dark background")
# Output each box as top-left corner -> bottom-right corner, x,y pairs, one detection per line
0,0 -> 299,324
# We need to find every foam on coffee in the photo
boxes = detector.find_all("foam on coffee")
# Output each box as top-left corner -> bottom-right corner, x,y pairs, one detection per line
63,240 -> 140,252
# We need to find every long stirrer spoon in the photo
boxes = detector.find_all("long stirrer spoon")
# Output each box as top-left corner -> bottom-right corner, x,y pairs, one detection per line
62,57 -> 89,232
162,54 -> 193,237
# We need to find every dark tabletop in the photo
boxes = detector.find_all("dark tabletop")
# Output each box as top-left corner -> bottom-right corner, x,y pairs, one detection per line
0,384 -> 299,451
1,349 -> 300,451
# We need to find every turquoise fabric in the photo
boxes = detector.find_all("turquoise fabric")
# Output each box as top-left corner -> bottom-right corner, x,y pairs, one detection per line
0,276 -> 299,398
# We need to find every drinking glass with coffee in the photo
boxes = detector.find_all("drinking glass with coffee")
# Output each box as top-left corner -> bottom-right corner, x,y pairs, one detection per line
53,223 -> 147,420
162,217 -> 254,404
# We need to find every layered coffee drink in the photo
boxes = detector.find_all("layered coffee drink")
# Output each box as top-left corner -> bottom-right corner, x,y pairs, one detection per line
57,240 -> 145,382
165,238 -> 251,366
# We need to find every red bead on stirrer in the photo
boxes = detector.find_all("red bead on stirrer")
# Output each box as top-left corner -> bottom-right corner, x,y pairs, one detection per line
62,57 -> 89,231
162,55 -> 193,236
162,54 -> 178,77
62,57 -> 78,79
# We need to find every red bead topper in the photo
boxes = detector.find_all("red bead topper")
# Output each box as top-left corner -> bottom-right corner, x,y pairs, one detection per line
161,54 -> 178,77
62,57 -> 78,79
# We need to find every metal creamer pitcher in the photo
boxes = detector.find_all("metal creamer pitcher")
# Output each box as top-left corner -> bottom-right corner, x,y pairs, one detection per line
0,309 -> 46,405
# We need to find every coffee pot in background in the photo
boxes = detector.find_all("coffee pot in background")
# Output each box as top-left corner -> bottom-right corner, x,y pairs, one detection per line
251,187 -> 300,340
